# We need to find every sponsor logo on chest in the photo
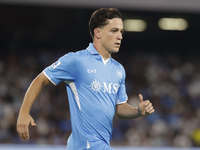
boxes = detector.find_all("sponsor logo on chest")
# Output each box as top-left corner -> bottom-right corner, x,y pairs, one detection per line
87,69 -> 122,94
89,79 -> 120,94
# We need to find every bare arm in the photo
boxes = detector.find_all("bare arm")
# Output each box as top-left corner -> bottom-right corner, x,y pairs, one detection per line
115,103 -> 141,119
115,94 -> 154,119
17,72 -> 51,140
19,72 -> 51,113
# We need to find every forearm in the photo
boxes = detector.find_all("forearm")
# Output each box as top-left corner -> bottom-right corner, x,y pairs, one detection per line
20,73 -> 50,113
115,103 -> 143,119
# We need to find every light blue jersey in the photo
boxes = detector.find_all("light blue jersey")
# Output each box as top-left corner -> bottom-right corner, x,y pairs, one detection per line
43,43 -> 128,150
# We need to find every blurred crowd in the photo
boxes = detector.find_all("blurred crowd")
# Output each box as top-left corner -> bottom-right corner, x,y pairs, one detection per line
0,48 -> 200,147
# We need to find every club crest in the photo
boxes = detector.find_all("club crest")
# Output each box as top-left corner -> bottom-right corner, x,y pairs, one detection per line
117,70 -> 122,78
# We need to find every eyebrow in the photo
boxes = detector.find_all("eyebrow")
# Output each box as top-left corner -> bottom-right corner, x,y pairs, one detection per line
111,28 -> 125,34
111,27 -> 124,31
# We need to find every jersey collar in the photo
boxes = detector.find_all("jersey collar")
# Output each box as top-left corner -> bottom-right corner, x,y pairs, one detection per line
87,43 -> 99,55
86,43 -> 113,63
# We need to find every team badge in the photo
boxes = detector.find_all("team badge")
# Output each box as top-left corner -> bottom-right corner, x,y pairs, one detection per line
117,70 -> 122,78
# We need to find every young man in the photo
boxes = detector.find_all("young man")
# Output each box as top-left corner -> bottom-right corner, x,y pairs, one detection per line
17,8 -> 154,150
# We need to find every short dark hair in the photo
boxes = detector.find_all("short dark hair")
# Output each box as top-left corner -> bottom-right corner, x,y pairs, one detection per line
89,8 -> 122,39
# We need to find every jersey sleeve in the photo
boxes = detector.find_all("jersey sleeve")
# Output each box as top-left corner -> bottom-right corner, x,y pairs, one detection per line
43,52 -> 77,86
117,66 -> 128,104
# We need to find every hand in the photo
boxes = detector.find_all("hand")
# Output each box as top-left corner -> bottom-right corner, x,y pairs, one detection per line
138,94 -> 155,116
16,112 -> 36,140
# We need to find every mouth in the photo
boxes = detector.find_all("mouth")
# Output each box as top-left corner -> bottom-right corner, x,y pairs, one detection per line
115,43 -> 121,47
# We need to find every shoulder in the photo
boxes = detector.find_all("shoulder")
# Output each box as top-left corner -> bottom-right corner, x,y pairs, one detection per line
60,49 -> 89,61
112,59 -> 125,71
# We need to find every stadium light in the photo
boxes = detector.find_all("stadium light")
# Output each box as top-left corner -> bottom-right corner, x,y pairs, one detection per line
158,18 -> 188,31
123,19 -> 147,32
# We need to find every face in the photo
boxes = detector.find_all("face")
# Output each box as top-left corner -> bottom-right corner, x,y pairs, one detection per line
99,18 -> 124,54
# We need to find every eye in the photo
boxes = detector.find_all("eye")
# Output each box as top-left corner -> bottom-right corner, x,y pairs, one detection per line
111,30 -> 117,33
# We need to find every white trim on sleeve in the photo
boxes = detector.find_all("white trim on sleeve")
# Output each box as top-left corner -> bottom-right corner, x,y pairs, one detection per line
116,98 -> 128,105
42,70 -> 57,86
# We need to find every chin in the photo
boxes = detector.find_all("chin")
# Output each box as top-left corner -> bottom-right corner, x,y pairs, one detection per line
110,48 -> 120,53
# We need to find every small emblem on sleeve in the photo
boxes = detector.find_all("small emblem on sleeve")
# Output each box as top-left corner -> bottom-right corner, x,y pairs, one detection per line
52,60 -> 61,69
117,70 -> 122,78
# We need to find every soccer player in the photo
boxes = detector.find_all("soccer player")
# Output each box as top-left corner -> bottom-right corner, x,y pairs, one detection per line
17,8 -> 154,150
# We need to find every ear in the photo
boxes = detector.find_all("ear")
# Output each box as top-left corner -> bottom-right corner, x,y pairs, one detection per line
94,28 -> 101,39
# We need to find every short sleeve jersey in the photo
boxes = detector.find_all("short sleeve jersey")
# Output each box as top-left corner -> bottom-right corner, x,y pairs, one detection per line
43,43 -> 128,150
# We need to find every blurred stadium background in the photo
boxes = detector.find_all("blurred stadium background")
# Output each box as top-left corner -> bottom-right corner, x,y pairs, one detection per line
0,0 -> 200,149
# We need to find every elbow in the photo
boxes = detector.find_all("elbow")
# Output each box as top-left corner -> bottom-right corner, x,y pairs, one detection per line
115,113 -> 121,119
115,112 -> 128,119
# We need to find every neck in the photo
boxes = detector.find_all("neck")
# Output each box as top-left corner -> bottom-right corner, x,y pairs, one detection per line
93,42 -> 111,60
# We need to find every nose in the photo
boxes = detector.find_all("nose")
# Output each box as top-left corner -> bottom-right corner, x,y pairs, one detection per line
117,32 -> 123,40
